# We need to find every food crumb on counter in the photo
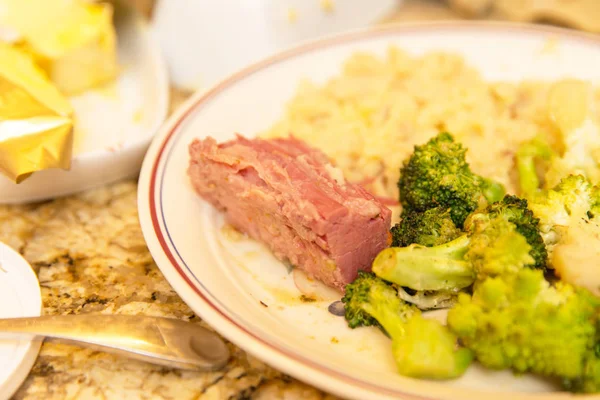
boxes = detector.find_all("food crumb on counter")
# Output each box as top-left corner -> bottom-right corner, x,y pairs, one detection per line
330,337 -> 339,344
260,300 -> 269,307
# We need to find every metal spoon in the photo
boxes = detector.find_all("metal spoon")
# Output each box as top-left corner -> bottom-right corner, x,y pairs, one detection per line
0,314 -> 230,371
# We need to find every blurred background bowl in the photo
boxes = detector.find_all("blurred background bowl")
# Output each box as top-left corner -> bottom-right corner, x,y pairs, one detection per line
150,0 -> 400,91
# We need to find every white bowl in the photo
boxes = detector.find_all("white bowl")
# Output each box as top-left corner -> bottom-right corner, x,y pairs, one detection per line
0,2 -> 169,204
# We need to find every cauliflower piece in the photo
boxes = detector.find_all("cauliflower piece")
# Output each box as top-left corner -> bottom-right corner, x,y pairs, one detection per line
545,79 -> 600,187
552,217 -> 600,298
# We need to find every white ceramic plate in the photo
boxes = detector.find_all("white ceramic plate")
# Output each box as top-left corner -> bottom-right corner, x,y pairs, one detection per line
138,22 -> 600,400
0,3 -> 169,204
0,242 -> 42,400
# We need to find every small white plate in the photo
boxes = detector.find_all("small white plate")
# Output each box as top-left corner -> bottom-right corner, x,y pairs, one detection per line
138,22 -> 600,400
0,2 -> 169,204
0,242 -> 42,400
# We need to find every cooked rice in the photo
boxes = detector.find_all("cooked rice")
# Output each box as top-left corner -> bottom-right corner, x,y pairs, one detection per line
261,46 -> 600,221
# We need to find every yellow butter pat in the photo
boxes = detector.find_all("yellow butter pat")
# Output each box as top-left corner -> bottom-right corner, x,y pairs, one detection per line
0,0 -> 119,95
0,42 -> 74,183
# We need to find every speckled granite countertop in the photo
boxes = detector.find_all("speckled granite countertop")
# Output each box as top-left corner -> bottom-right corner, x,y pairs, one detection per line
1,181 -> 339,400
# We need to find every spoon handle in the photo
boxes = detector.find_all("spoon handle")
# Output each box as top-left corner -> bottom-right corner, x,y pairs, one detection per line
0,314 -> 229,371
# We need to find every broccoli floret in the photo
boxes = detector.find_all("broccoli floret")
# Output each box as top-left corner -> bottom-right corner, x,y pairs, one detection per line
564,338 -> 600,393
447,268 -> 600,392
374,196 -> 547,292
466,195 -> 547,270
374,216 -> 533,291
562,314 -> 600,394
528,175 -> 599,256
465,217 -> 535,281
390,207 -> 462,247
342,271 -> 386,329
397,314 -> 473,379
398,132 -> 506,227
342,272 -> 473,379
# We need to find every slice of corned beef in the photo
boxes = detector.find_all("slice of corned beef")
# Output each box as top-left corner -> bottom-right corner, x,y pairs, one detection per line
188,135 -> 392,290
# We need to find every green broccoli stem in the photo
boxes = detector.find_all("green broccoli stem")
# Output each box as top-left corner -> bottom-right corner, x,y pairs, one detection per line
515,137 -> 554,198
362,297 -> 408,340
343,273 -> 473,380
372,236 -> 475,291
359,279 -> 473,379
516,152 -> 541,198
481,178 -> 506,204
563,352 -> 600,393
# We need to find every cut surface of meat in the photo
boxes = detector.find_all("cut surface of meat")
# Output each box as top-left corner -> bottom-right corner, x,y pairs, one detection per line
188,134 -> 392,290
